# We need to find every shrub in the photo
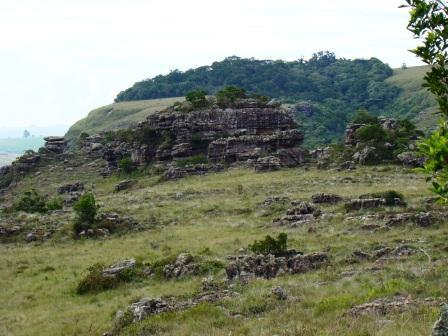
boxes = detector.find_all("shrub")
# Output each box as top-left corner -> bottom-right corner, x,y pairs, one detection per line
249,233 -> 288,256
351,110 -> 379,125
185,90 -> 208,109
76,263 -> 119,294
356,124 -> 387,144
14,190 -> 47,213
216,86 -> 247,107
374,190 -> 405,206
73,194 -> 98,234
118,157 -> 135,174
175,154 -> 208,167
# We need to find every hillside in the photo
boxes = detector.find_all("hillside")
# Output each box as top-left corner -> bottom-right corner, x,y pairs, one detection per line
66,60 -> 437,147
65,97 -> 183,142
0,158 -> 445,335
385,65 -> 438,132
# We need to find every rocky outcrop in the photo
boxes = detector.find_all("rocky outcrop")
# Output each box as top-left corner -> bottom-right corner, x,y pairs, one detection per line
163,253 -> 200,279
311,193 -> 342,204
161,164 -> 224,181
346,296 -> 443,317
102,259 -> 136,277
225,251 -> 328,280
43,136 -> 68,154
57,182 -> 84,194
345,198 -> 385,211
274,201 -> 321,227
78,101 -> 303,174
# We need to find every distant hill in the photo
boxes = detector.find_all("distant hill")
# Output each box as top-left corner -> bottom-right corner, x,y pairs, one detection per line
66,56 -> 437,146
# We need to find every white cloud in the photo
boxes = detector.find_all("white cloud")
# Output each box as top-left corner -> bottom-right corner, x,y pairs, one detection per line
0,0 -> 421,128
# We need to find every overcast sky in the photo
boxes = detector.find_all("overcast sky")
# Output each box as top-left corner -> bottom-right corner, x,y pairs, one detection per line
0,0 -> 422,132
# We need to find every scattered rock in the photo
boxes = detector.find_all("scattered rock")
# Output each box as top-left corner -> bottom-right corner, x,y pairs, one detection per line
164,253 -> 200,279
225,251 -> 328,280
415,212 -> 433,227
114,180 -> 136,192
311,193 -> 342,204
271,286 -> 288,300
346,296 -> 442,317
57,182 -> 84,194
262,196 -> 291,207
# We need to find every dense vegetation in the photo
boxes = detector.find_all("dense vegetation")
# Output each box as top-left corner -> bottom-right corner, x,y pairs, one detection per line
114,52 -> 404,146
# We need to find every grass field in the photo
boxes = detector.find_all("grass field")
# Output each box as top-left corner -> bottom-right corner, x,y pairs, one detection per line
1,156 -> 447,335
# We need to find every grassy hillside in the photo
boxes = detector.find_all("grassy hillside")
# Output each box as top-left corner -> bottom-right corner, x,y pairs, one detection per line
0,160 -> 446,335
65,97 -> 184,142
386,65 -> 438,132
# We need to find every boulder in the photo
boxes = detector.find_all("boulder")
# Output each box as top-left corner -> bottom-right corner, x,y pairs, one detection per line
102,259 -> 136,277
277,148 -> 308,167
415,212 -> 433,227
353,146 -> 376,164
254,156 -> 281,172
397,151 -> 425,167
114,180 -> 136,192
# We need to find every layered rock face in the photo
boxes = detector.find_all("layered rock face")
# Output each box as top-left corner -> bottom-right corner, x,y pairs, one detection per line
78,100 -> 304,172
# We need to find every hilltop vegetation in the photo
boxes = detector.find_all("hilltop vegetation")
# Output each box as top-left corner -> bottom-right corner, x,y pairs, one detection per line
67,55 -> 436,147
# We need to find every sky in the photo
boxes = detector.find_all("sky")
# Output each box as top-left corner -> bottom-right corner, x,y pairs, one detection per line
0,0 -> 422,135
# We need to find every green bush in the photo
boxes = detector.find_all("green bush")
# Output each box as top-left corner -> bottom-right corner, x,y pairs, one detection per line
356,124 -> 387,144
73,194 -> 98,234
216,86 -> 247,107
351,110 -> 379,125
185,90 -> 208,109
14,190 -> 48,213
249,233 -> 288,256
118,157 -> 135,174
175,154 -> 208,167
76,263 -> 119,294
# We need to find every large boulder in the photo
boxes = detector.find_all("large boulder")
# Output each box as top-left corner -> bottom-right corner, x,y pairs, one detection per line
432,304 -> 448,336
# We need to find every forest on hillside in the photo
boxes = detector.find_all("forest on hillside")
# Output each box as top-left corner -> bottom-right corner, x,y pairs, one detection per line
115,52 -> 404,145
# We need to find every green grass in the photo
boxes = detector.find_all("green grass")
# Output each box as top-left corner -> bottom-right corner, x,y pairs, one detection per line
1,156 -> 447,335
65,97 -> 184,142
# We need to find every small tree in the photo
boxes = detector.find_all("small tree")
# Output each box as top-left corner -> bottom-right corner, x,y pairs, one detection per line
249,233 -> 288,256
73,194 -> 98,234
402,0 -> 448,201
185,90 -> 208,109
